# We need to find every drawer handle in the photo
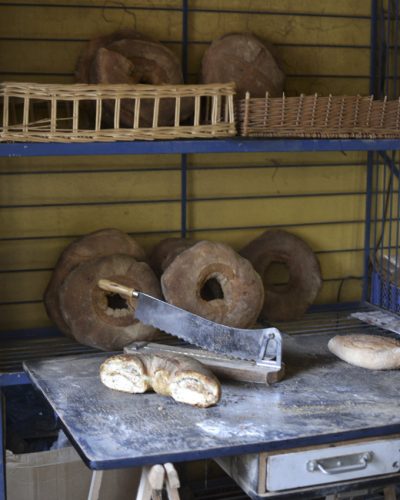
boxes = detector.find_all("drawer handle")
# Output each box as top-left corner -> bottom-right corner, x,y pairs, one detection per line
307,452 -> 373,475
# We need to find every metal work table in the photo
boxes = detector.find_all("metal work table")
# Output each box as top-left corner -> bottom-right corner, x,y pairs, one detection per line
22,321 -> 400,498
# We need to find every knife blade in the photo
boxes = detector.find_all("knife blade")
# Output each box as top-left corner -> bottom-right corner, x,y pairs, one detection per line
98,279 -> 281,363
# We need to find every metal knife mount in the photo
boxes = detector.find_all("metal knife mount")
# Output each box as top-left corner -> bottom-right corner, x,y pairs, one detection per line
100,278 -> 285,384
125,341 -> 285,385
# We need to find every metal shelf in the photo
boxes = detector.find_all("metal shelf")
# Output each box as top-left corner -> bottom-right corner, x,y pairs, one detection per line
0,302 -> 385,386
1,138 -> 400,158
0,329 -> 99,386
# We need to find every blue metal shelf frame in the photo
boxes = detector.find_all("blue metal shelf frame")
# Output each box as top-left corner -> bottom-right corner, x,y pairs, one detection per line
1,1 -> 400,499
365,0 -> 400,313
1,138 -> 400,157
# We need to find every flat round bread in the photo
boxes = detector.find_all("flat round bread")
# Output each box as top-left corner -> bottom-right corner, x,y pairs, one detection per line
328,334 -> 400,370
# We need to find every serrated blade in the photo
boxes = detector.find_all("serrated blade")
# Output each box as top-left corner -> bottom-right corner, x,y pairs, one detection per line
135,292 -> 279,362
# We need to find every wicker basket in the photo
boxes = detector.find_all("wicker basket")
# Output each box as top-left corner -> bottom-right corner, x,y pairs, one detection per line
0,82 -> 236,142
238,93 -> 400,139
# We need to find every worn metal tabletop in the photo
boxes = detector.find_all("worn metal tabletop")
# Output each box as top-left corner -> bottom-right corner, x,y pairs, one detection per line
23,330 -> 400,470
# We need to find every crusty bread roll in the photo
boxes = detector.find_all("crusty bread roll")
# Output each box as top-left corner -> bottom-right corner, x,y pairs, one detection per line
100,353 -> 221,407
328,334 -> 400,370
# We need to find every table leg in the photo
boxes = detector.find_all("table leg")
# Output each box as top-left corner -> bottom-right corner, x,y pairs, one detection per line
147,465 -> 164,500
164,463 -> 180,500
0,390 -> 6,500
136,463 -> 180,500
383,485 -> 397,500
136,467 -> 153,500
87,470 -> 103,500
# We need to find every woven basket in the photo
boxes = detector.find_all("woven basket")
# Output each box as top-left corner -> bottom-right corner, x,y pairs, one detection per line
238,93 -> 400,139
0,82 -> 236,142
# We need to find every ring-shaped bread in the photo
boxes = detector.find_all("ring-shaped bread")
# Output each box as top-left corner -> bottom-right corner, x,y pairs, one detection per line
161,240 -> 264,328
75,29 -> 151,83
240,229 -> 322,322
44,228 -> 146,337
58,254 -> 160,350
149,237 -> 196,277
76,29 -> 192,126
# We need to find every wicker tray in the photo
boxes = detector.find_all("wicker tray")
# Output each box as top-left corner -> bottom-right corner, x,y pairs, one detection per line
238,93 -> 400,139
0,82 -> 236,142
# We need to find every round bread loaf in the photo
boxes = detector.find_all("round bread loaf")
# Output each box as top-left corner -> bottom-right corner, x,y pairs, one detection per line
201,32 -> 285,98
100,352 -> 221,407
328,334 -> 400,370
161,240 -> 264,328
240,229 -> 322,322
44,228 -> 146,337
59,254 -> 160,350
75,29 -> 151,84
76,29 -> 192,126
149,237 -> 196,277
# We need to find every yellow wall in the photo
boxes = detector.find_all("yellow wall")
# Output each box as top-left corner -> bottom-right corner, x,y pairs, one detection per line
0,1 -> 371,331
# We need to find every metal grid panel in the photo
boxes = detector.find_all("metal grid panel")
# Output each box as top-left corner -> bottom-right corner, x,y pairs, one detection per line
0,304 -> 391,375
0,1 -> 379,335
367,0 -> 400,312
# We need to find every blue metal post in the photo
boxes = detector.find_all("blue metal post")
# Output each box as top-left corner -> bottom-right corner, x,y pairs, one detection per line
363,0 -> 378,302
362,153 -> 374,302
394,0 -> 399,98
385,0 -> 391,97
181,154 -> 188,238
370,0 -> 378,95
180,0 -> 189,238
182,0 -> 189,82
0,391 -> 6,500
378,1 -> 385,97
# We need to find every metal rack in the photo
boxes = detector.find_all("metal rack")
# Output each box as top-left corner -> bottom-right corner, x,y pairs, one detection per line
0,1 -> 394,337
1,0 -> 400,498
366,0 -> 400,313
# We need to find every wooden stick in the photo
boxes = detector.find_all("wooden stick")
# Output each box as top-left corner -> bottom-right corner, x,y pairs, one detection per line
50,96 -> 56,133
136,467 -> 153,500
114,98 -> 121,129
152,97 -> 160,128
95,99 -> 102,131
72,99 -> 79,133
164,463 -> 180,500
148,465 -> 165,500
174,96 -> 181,127
194,95 -> 200,126
87,470 -> 104,500
133,98 -> 141,129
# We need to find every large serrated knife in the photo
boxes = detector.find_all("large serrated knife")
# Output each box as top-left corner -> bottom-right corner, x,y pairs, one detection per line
98,279 -> 282,367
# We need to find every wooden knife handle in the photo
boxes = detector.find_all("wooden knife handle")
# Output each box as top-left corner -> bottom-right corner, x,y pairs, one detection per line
97,279 -> 139,298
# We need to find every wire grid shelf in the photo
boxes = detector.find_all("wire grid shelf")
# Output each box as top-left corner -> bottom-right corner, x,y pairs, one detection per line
238,93 -> 400,139
371,271 -> 400,313
0,81 -> 236,142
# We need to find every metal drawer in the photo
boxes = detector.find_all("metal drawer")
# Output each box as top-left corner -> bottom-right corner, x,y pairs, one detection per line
266,438 -> 400,491
216,436 -> 400,498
